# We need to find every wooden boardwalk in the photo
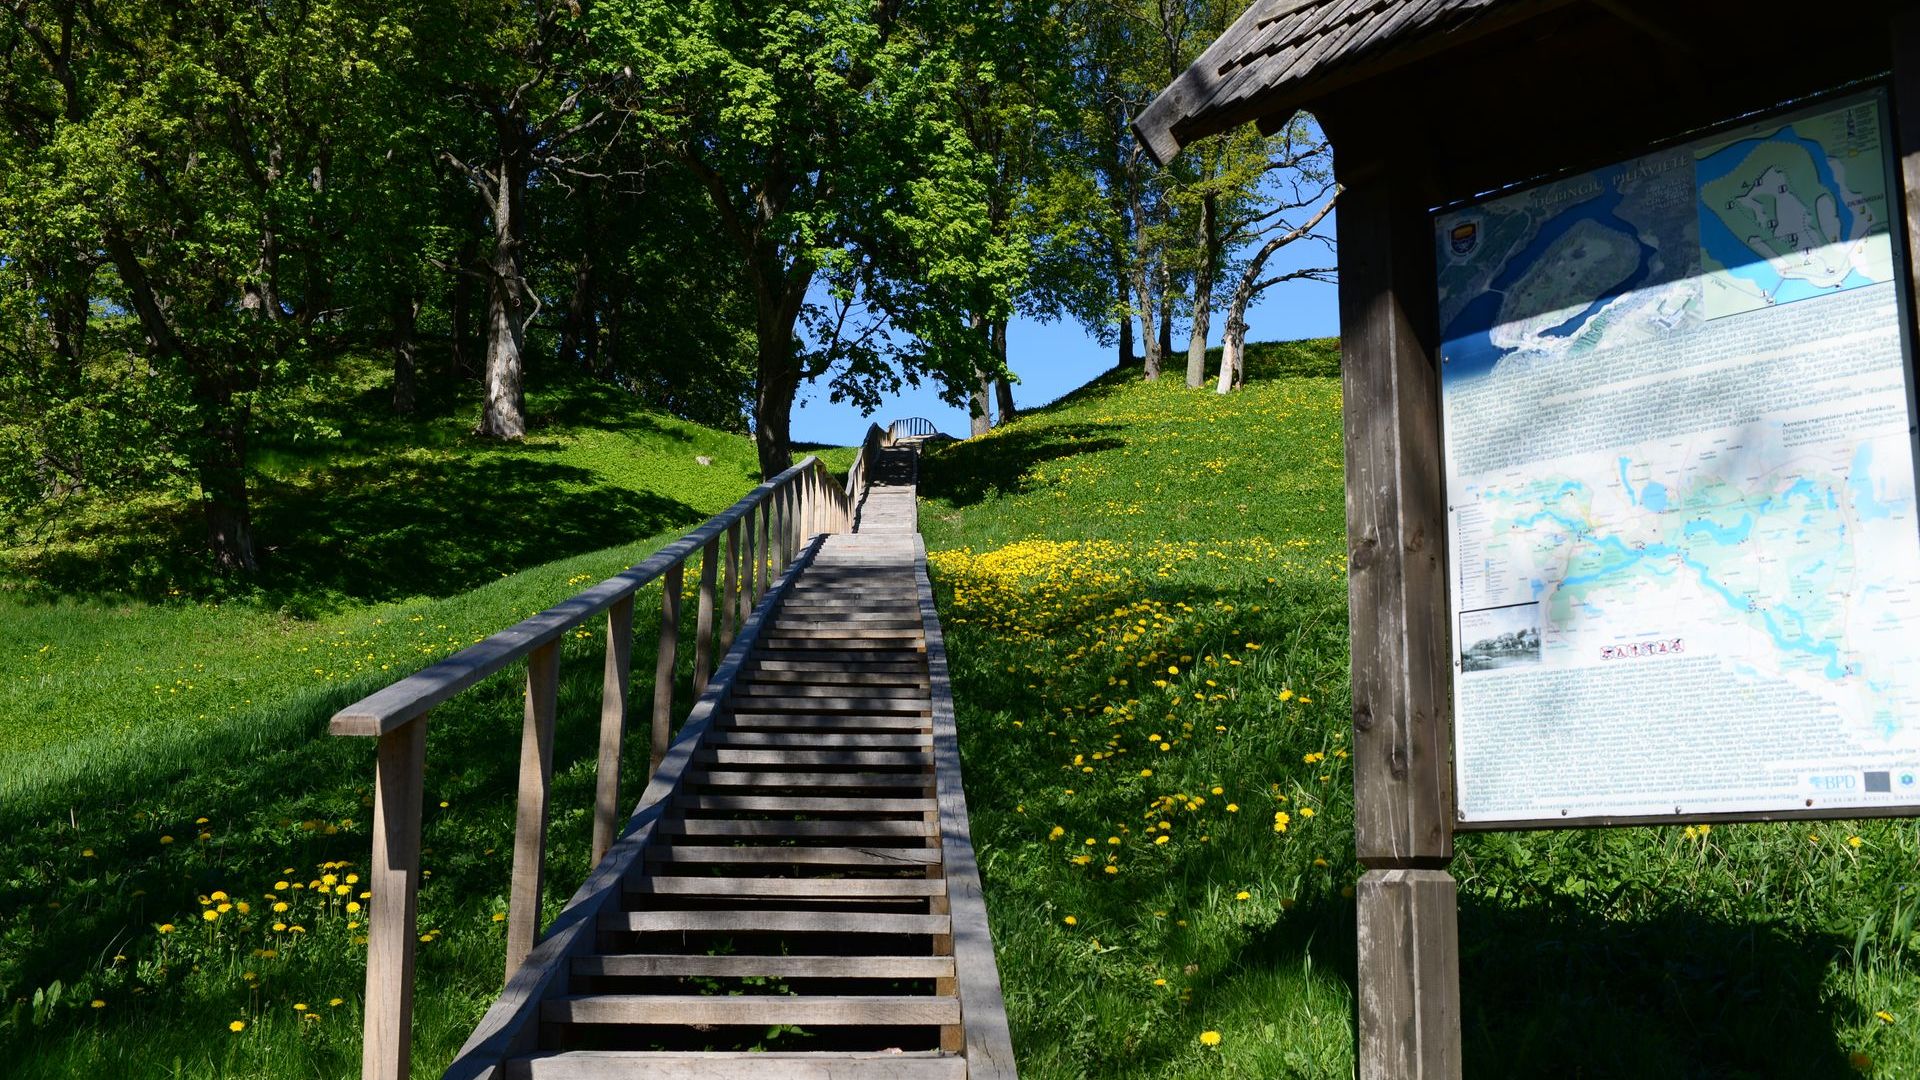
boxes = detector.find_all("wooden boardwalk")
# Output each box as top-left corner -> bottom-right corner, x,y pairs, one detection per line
426,438 -> 1015,1079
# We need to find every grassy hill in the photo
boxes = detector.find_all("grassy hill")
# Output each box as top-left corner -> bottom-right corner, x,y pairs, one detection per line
0,375 -> 839,1076
920,340 -> 1920,1079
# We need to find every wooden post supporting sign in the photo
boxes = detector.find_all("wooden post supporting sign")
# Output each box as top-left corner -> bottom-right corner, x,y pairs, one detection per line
1332,124 -> 1462,1080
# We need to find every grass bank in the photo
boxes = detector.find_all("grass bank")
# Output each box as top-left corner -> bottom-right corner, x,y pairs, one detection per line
921,340 -> 1920,1079
0,374 -> 854,1076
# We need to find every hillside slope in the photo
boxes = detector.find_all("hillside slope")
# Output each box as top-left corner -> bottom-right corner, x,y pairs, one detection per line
921,341 -> 1919,1079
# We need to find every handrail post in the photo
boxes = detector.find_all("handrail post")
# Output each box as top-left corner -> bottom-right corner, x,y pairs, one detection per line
721,520 -> 741,650
506,642 -> 559,983
738,506 -> 757,625
591,596 -> 633,867
758,500 -> 773,599
362,713 -> 427,1080
693,537 -> 719,695
651,564 -> 683,773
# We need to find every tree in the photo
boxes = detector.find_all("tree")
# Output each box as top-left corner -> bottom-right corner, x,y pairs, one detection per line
0,0 -> 419,573
1212,117 -> 1336,393
597,0 -> 1017,477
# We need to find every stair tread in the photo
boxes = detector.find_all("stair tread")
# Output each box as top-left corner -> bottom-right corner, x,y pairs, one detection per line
542,994 -> 961,1026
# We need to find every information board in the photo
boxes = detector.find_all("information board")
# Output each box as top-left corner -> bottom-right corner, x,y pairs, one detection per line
1435,90 -> 1920,825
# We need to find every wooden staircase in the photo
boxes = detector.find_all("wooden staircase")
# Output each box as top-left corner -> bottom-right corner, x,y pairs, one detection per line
329,428 -> 1010,1079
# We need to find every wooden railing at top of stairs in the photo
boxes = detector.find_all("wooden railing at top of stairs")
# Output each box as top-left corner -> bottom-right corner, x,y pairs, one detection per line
330,429 -> 890,1080
887,416 -> 939,441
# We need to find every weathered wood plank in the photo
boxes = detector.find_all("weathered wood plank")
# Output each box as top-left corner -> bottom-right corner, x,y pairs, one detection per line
542,995 -> 961,1027
571,954 -> 953,979
723,695 -> 930,715
693,535 -> 719,695
504,1050 -> 963,1080
1357,869 -> 1462,1080
628,872 -> 943,895
506,642 -> 559,984
912,533 -> 1018,1078
697,748 -> 933,768
672,795 -> 936,814
599,910 -> 952,935
362,715 -> 427,1080
722,713 -> 933,732
644,845 -> 941,867
590,597 -> 633,867
734,683 -> 927,700
705,731 -> 933,749
691,770 -> 934,790
649,565 -> 684,774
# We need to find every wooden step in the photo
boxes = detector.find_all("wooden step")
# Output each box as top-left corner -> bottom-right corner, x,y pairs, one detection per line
742,668 -> 929,688
691,770 -> 930,790
749,658 -> 926,675
644,845 -> 941,867
697,748 -> 933,768
571,954 -> 953,979
661,818 -> 933,840
505,1051 -> 963,1080
542,995 -> 961,1027
745,649 -> 926,665
729,695 -> 930,715
765,627 -> 925,641
628,875 -> 944,898
773,612 -> 923,624
600,910 -> 951,935
673,795 -> 936,814
723,714 -> 931,732
705,731 -> 932,749
734,683 -> 927,701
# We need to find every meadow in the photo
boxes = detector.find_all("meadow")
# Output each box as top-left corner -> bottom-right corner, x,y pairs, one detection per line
919,341 -> 1920,1079
0,372 -> 833,1076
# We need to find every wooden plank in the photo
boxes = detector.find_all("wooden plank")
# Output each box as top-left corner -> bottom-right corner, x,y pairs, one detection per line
697,748 -> 932,768
590,597 -> 633,867
691,770 -> 933,789
505,643 -> 560,985
650,564 -> 683,774
747,649 -> 926,666
1335,140 -> 1460,1080
361,714 -> 428,1080
599,910 -> 952,935
720,520 -> 741,651
706,731 -> 933,749
645,845 -> 941,867
735,683 -> 927,700
330,456 -> 826,737
738,504 -> 757,628
1357,869 -> 1462,1080
741,668 -> 930,688
764,637 -> 927,653
723,695 -> 930,715
693,535 -> 719,695
571,954 -> 952,978
912,534 -> 1019,1077
775,614 -> 925,628
542,995 -> 961,1027
722,714 -> 932,732
631,872 -> 943,895
503,1050 -> 963,1080
1336,153 -> 1454,867
443,535 -> 827,1080
673,795 -> 936,814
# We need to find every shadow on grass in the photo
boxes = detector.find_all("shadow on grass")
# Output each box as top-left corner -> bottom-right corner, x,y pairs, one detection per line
255,456 -> 697,611
918,423 -> 1125,509
0,622 -> 687,1076
1458,899 -> 1856,1078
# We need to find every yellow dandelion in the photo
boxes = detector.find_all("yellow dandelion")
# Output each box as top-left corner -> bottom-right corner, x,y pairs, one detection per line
1063,915 -> 1077,926
229,1020 -> 246,1033
1199,1030 -> 1222,1047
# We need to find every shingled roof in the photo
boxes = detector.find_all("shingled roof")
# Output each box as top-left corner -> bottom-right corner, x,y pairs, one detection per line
1135,0 -> 1543,164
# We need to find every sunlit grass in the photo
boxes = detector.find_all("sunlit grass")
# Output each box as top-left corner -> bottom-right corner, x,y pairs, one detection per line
922,343 -> 1920,1078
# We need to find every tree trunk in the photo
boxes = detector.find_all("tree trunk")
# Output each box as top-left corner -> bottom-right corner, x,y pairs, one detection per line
1186,194 -> 1217,388
751,272 -> 810,479
1157,286 -> 1173,367
1218,300 -> 1249,395
991,319 -> 1015,424
1136,265 -> 1161,381
559,251 -> 595,370
478,135 -> 530,439
968,313 -> 992,437
1117,311 -> 1136,369
197,397 -> 258,575
392,292 -> 420,414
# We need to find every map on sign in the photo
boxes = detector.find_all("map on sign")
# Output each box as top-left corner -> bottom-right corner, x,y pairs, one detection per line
1435,91 -> 1920,825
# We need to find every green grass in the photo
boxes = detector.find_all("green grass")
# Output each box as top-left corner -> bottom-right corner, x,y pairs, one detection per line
0,371 -> 859,1076
920,340 -> 1920,1079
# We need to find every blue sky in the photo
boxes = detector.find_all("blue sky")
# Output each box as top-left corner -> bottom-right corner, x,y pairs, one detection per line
790,218 -> 1342,445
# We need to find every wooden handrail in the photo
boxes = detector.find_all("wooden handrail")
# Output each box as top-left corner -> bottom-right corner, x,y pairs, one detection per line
843,422 -> 887,516
888,416 -> 938,440
331,454 -> 855,1080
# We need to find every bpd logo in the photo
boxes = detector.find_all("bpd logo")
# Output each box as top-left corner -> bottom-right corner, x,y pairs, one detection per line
1450,221 -> 1478,255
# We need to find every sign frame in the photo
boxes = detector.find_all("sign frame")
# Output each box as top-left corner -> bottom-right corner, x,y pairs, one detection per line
1431,83 -> 1920,833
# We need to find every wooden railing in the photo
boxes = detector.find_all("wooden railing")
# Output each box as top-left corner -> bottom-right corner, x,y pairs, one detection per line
888,416 -> 939,441
329,454 -> 852,1080
843,422 -> 889,525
